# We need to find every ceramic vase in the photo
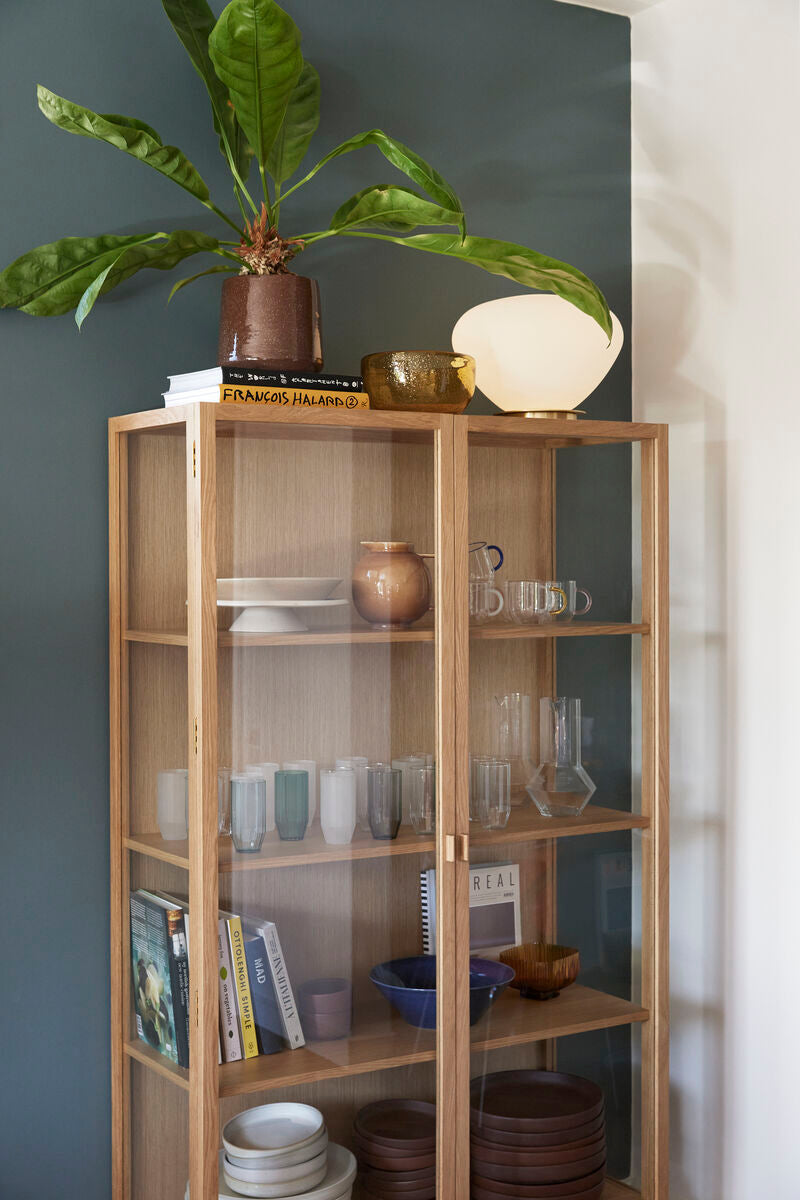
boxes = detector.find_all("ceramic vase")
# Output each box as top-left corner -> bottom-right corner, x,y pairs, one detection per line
217,274 -> 323,371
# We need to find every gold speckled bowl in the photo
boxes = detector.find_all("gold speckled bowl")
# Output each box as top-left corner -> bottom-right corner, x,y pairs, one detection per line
361,350 -> 476,414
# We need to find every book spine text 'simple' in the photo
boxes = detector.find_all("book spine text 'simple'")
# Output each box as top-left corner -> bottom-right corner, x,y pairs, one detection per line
227,916 -> 259,1059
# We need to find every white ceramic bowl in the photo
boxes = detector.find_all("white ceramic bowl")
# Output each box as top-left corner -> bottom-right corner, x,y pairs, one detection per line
186,1147 -> 355,1200
224,1148 -> 327,1186
217,578 -> 342,603
225,1129 -> 328,1171
223,1102 -> 324,1160
222,1161 -> 327,1198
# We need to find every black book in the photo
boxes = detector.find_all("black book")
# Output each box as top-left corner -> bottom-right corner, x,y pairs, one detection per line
166,366 -> 363,393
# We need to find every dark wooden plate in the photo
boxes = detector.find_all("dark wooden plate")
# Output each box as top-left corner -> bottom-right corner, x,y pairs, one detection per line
362,1184 -> 436,1200
354,1130 -> 435,1162
470,1126 -> 604,1156
354,1141 -> 437,1173
355,1100 -> 436,1150
470,1071 -> 604,1132
361,1170 -> 436,1193
471,1182 -> 604,1200
470,1164 -> 605,1198
472,1148 -> 606,1185
469,1112 -> 605,1148
470,1133 -> 605,1167
362,1166 -> 436,1185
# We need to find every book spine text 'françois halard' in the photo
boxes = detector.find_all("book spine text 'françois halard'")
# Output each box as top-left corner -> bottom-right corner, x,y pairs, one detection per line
220,384 -> 368,409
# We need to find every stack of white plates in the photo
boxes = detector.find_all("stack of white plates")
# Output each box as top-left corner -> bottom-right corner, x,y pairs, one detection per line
186,1103 -> 356,1200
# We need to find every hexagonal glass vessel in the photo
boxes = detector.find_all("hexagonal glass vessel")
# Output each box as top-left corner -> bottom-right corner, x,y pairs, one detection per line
527,697 -> 596,817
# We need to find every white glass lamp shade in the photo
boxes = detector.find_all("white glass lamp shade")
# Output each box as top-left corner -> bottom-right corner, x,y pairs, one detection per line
451,295 -> 623,414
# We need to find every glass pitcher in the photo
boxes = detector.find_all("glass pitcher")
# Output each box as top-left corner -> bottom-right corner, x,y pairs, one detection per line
527,697 -> 596,817
494,692 -> 536,806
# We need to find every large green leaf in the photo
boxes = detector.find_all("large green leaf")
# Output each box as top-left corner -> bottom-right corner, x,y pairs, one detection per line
37,86 -> 210,203
285,129 -> 465,236
208,0 -> 303,168
330,185 -> 462,233
161,0 -> 253,182
266,61 -> 319,184
0,230 -> 219,318
346,232 -> 612,338
74,230 -> 222,326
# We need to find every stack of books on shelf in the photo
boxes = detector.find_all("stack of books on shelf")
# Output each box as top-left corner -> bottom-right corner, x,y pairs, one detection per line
129,889 -> 305,1069
163,366 -> 368,410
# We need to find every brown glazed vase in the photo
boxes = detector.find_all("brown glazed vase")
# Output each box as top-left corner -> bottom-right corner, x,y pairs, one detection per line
352,541 -> 431,630
217,273 -> 323,370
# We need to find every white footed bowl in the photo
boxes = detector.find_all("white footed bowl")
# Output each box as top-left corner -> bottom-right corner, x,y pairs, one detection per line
452,294 -> 623,414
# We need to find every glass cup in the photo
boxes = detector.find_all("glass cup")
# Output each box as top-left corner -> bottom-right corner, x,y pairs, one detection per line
407,764 -> 436,835
548,579 -> 593,621
244,762 -> 278,832
230,774 -> 267,852
217,767 -> 232,836
367,764 -> 402,840
473,759 -> 512,829
504,580 -> 567,624
275,770 -> 309,841
469,580 -> 505,623
392,754 -> 426,825
283,760 -> 317,823
469,541 -> 504,581
320,767 -> 357,845
336,756 -> 369,831
469,754 -> 494,821
157,768 -> 188,841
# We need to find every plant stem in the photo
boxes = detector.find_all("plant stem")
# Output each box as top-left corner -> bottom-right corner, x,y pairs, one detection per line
233,184 -> 249,230
258,163 -> 274,226
272,181 -> 282,227
207,201 -> 245,237
293,229 -> 337,244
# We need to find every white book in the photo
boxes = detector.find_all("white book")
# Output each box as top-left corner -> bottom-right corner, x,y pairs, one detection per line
421,863 -> 521,957
164,386 -> 220,407
242,916 -> 305,1049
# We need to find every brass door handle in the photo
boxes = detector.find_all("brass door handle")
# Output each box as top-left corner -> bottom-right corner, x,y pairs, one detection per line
445,834 -> 470,862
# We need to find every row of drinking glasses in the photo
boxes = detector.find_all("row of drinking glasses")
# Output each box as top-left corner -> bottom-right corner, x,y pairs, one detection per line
469,579 -> 593,624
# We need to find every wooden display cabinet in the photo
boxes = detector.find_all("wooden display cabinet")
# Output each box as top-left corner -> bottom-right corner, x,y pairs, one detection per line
109,405 -> 668,1200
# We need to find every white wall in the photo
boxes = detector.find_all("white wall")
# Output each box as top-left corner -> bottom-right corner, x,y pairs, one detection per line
632,2 -> 800,1197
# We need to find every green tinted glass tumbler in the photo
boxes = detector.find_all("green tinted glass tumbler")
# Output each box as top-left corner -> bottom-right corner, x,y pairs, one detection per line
275,769 -> 309,841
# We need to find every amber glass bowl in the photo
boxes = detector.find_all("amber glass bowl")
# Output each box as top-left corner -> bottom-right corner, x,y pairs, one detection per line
499,943 -> 580,1001
361,350 -> 476,413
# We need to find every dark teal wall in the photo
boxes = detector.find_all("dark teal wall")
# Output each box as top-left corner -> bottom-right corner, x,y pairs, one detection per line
0,2 -> 630,1195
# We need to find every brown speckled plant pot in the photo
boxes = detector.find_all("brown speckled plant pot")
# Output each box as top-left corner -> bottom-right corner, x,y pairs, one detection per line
217,273 -> 323,370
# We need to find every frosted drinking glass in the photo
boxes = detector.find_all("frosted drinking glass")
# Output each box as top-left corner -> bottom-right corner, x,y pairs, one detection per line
230,773 -> 267,852
368,764 -> 402,840
320,767 -> 357,845
157,768 -> 188,841
245,762 -> 278,832
275,770 -> 309,841
336,756 -> 369,831
283,760 -> 317,823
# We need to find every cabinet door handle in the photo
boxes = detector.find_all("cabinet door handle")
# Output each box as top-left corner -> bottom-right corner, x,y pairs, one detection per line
445,834 -> 470,862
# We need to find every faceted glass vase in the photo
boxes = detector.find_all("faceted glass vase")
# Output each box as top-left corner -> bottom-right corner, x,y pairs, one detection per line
527,697 -> 596,818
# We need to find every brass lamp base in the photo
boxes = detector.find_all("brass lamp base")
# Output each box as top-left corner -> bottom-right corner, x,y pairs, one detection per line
501,409 -> 585,420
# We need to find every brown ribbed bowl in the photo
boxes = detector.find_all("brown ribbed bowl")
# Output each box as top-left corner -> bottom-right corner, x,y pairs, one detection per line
361,350 -> 475,413
499,943 -> 580,1001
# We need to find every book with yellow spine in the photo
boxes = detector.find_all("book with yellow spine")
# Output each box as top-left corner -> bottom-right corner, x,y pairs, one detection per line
164,383 -> 369,409
225,915 -> 259,1059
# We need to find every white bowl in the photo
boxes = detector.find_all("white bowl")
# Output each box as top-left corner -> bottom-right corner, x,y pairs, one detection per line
225,1129 -> 327,1171
224,1148 -> 327,1185
222,1161 -> 327,1198
223,1102 -> 324,1159
452,294 -> 623,414
217,578 -> 342,603
186,1147 -> 355,1200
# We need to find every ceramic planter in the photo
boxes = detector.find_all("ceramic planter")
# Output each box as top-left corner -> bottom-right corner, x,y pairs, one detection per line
218,273 -> 323,371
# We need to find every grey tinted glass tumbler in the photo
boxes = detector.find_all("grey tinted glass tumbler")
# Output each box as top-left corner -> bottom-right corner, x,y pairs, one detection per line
367,764 -> 402,839
230,774 -> 267,852
275,769 -> 309,841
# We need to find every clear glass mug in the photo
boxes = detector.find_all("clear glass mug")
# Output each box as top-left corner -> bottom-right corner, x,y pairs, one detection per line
469,579 -> 505,623
469,540 -> 504,581
504,580 -> 566,624
548,579 -> 592,621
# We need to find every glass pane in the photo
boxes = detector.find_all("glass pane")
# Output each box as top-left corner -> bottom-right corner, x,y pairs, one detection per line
465,428 -> 644,1197
215,420 -> 440,1198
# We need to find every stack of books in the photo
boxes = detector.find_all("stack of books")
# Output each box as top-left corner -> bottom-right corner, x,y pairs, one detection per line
163,367 -> 368,410
129,889 -> 305,1069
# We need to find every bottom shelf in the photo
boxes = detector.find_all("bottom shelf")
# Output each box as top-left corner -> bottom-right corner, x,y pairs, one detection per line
602,1184 -> 640,1199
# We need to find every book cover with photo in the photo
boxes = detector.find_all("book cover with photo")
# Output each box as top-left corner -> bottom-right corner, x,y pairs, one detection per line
421,863 -> 521,957
129,890 -> 188,1068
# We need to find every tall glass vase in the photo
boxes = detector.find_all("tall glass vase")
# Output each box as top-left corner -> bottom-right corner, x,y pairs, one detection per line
494,692 -> 536,806
527,697 -> 596,817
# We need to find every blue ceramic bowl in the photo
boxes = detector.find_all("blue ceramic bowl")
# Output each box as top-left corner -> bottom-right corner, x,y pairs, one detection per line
369,955 -> 515,1029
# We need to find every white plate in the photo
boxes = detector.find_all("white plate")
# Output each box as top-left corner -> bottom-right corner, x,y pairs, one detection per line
186,1147 -> 355,1200
223,1162 -> 327,1198
218,578 -> 342,603
225,1129 -> 328,1171
217,599 -> 350,609
224,1148 -> 327,1185
223,1103 -> 325,1158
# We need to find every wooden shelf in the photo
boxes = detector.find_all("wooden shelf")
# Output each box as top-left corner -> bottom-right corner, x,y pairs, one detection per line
602,1183 -> 640,1200
125,1037 -> 189,1092
124,805 -> 649,873
124,622 -> 646,648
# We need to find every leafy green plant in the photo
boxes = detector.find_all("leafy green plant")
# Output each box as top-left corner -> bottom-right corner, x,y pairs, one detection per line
0,0 -> 612,337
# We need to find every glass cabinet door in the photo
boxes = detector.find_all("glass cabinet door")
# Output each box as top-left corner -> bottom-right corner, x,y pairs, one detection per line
456,419 -> 667,1200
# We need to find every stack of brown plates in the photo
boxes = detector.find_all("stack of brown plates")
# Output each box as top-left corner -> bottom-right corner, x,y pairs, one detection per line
470,1072 -> 606,1200
354,1100 -> 436,1200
